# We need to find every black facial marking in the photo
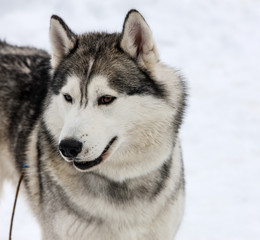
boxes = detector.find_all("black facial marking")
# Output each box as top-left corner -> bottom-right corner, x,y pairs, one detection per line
108,65 -> 167,98
51,67 -> 71,95
50,33 -> 168,102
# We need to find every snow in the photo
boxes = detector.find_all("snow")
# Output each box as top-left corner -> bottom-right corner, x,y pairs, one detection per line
0,0 -> 259,239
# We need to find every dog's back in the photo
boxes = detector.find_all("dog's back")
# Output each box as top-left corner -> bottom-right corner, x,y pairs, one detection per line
0,41 -> 50,190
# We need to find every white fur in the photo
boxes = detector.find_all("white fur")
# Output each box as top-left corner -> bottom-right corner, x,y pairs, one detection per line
38,11 -> 185,237
4,10 -> 186,240
40,141 -> 184,240
44,73 -> 177,181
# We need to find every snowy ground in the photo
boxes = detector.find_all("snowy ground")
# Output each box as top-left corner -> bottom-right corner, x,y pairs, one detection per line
0,0 -> 260,239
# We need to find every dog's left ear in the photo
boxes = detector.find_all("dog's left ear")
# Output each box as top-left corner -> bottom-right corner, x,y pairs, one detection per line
120,10 -> 159,67
49,15 -> 77,68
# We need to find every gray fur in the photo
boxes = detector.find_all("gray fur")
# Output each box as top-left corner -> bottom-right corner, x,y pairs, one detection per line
0,10 -> 186,240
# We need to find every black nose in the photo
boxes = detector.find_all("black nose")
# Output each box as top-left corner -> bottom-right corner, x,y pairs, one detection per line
59,139 -> 82,158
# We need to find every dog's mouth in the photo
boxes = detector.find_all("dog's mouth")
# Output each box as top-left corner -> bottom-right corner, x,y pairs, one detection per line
73,137 -> 117,171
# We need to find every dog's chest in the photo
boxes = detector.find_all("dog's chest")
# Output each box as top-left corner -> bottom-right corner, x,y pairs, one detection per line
49,206 -> 157,240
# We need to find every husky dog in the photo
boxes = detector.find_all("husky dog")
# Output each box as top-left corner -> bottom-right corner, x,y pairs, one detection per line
0,10 -> 186,240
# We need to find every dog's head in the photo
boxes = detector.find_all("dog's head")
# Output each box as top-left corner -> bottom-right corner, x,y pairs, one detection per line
44,10 -> 185,180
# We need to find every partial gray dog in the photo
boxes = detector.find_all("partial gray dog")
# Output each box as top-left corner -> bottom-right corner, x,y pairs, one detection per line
0,10 -> 186,240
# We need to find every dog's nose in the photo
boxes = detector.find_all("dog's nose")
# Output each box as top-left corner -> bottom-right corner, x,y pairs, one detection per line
59,139 -> 82,158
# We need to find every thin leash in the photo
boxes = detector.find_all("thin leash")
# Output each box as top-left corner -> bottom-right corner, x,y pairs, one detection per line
9,162 -> 28,240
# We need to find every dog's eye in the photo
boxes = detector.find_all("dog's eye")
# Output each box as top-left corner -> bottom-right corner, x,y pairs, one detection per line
98,95 -> 116,105
63,94 -> 73,103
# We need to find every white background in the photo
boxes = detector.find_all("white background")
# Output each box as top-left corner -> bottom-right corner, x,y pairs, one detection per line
0,0 -> 259,239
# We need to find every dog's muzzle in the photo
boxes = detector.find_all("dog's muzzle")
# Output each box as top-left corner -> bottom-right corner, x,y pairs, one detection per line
73,136 -> 117,171
59,137 -> 117,171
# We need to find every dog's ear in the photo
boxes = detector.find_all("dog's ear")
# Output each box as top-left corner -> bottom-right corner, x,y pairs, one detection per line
120,10 -> 159,67
49,15 -> 77,68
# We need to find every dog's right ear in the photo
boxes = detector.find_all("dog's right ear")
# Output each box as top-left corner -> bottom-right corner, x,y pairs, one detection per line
49,15 -> 77,68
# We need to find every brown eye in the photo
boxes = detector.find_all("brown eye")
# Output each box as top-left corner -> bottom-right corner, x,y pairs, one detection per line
63,94 -> 73,103
98,95 -> 116,105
